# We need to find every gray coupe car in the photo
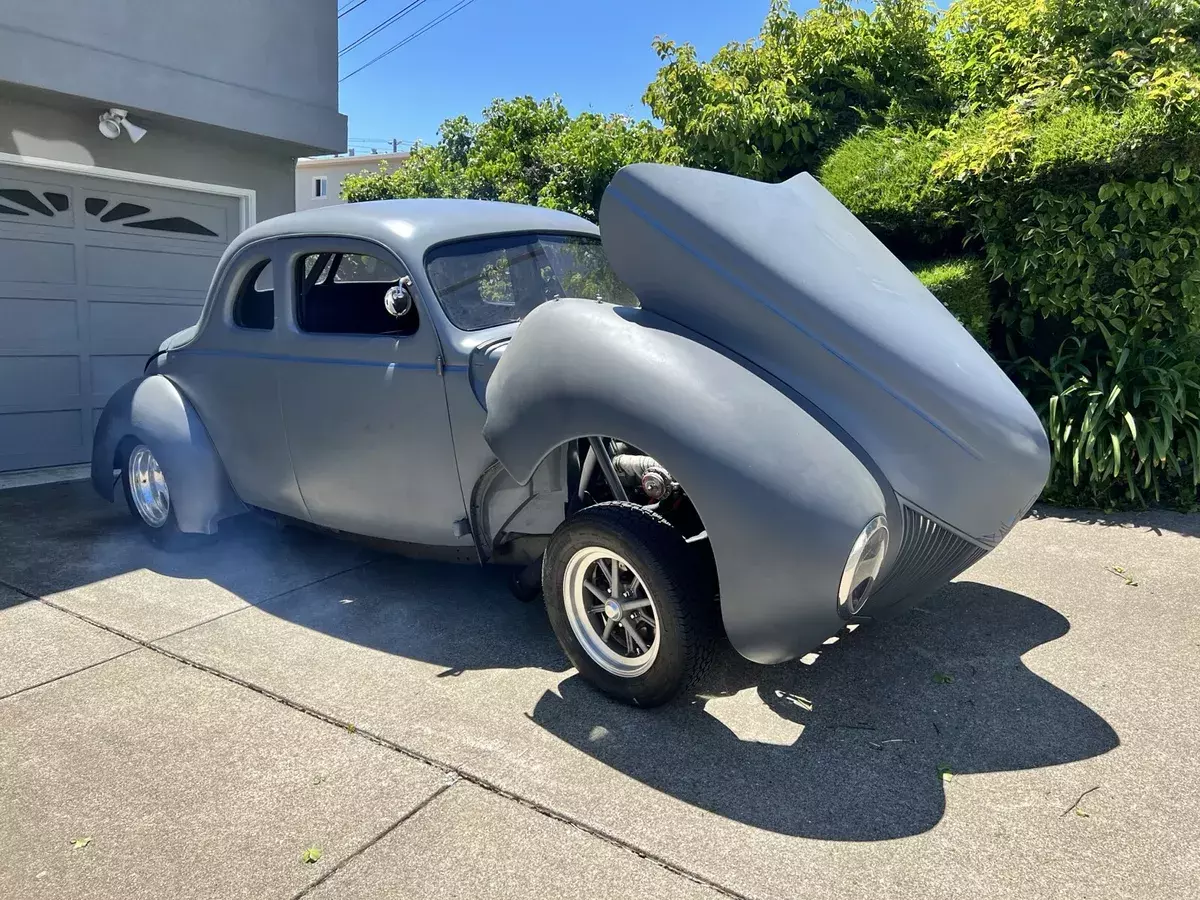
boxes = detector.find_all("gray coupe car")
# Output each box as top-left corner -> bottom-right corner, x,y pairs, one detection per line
92,163 -> 1050,706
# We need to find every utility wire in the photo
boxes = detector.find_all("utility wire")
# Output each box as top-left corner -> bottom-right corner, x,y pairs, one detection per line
339,0 -> 433,57
340,0 -> 482,82
337,0 -> 372,17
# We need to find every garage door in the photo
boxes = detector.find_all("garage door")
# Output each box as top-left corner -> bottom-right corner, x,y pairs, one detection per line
0,164 -> 241,472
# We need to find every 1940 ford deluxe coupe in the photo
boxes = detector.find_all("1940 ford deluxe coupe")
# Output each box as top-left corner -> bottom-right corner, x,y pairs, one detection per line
92,163 -> 1050,706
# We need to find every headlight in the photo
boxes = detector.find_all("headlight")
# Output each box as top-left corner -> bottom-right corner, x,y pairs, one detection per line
838,515 -> 889,618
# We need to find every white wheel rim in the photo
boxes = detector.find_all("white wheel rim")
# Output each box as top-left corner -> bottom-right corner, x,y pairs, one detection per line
128,444 -> 170,528
563,546 -> 660,678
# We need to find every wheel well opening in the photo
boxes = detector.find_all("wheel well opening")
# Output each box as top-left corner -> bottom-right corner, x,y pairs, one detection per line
569,436 -> 719,602
113,435 -> 139,472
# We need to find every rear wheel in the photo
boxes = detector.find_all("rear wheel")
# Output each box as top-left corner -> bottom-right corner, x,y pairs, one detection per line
543,502 -> 718,707
120,441 -> 201,550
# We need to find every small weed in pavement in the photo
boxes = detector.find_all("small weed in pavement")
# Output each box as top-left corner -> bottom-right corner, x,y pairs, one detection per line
301,847 -> 323,865
1107,565 -> 1138,586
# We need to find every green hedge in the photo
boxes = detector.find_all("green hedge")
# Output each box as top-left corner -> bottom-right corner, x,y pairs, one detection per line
819,127 -> 959,259
911,258 -> 993,344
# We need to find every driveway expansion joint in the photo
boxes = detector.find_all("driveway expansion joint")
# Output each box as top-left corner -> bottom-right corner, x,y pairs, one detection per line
0,645 -> 141,701
289,777 -> 461,900
2,575 -> 751,900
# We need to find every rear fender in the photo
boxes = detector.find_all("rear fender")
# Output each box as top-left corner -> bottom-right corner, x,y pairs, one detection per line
91,375 -> 245,534
483,299 -> 886,664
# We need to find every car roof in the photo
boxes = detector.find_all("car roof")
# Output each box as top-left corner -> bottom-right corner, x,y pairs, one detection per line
226,198 -> 600,261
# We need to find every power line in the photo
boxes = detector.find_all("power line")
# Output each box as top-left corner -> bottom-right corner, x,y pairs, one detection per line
340,0 -> 482,83
337,0 -> 372,17
345,138 -> 415,152
339,0 -> 433,57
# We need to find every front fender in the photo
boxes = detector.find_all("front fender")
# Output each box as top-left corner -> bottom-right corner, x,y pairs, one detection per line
483,299 -> 886,664
91,375 -> 245,534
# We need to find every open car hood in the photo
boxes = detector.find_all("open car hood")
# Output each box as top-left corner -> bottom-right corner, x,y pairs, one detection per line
597,164 -> 1049,542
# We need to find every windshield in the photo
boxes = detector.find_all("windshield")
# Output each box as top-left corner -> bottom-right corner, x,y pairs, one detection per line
425,232 -> 638,331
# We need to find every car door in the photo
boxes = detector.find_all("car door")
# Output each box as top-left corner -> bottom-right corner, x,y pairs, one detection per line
165,242 -> 308,520
272,237 -> 468,545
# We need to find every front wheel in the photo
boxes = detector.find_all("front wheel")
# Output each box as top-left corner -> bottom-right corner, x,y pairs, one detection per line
543,502 -> 719,707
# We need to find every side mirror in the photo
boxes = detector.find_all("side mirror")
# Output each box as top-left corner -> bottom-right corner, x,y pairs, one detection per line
384,277 -> 415,318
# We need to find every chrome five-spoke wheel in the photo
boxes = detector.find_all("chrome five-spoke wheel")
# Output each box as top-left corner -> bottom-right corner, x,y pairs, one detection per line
127,444 -> 170,528
563,547 -> 661,678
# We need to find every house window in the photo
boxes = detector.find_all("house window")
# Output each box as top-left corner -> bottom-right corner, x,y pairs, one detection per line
294,251 -> 417,336
232,260 -> 274,330
313,176 -> 328,199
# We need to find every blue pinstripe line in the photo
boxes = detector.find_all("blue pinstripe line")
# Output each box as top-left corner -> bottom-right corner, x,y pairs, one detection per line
606,185 -> 980,460
181,347 -> 467,373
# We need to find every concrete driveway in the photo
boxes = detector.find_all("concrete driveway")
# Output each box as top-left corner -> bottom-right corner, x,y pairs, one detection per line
1,480 -> 1197,900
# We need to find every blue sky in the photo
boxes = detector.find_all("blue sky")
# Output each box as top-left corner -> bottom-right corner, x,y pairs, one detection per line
336,0 -> 791,151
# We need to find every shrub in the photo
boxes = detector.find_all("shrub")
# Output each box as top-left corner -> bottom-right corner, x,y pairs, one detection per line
934,0 -> 1200,112
968,164 -> 1200,343
820,127 -> 960,257
1017,334 -> 1200,508
911,258 -> 992,344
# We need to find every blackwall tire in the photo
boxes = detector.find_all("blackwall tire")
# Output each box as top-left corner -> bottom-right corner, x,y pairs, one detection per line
543,502 -> 719,707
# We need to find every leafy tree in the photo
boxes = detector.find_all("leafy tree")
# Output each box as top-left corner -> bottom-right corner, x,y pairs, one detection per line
643,0 -> 948,181
341,96 -> 664,221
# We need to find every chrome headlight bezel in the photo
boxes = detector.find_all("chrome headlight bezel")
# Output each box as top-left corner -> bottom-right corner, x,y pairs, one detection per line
837,515 -> 889,618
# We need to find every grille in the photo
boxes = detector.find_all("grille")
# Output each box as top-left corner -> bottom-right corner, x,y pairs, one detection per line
871,505 -> 989,606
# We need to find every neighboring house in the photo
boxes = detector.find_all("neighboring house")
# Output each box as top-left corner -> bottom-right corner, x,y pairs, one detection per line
296,152 -> 410,211
0,1 -> 347,475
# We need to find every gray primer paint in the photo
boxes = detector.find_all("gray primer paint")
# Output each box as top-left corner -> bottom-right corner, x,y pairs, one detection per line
92,199 -> 599,548
91,174 -> 1050,666
482,300 -> 887,664
482,164 -> 1050,661
597,164 -> 1050,543
0,0 -> 345,153
92,375 -> 245,533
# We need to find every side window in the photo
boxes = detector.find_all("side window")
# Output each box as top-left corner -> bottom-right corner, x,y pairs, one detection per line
294,251 -> 417,337
232,259 -> 273,330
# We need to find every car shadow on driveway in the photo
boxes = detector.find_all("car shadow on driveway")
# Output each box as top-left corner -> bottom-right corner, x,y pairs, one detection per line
1,481 -> 1119,842
527,580 -> 1120,841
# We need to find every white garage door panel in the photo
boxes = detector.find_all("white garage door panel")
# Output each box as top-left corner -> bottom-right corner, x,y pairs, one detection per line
85,244 -> 220,293
0,298 -> 79,348
90,355 -> 151,398
0,356 -> 80,407
0,237 -> 76,283
0,411 -> 82,463
0,163 -> 240,472
90,301 -> 204,354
